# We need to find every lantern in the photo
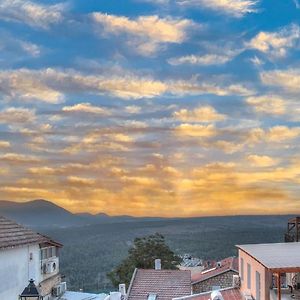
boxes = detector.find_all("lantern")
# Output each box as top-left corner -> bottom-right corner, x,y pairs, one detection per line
19,279 -> 43,300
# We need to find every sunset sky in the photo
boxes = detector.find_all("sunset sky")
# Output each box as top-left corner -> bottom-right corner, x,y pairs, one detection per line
0,0 -> 300,217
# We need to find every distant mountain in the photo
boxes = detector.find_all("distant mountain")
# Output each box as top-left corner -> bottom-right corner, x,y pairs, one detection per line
0,199 -> 164,228
0,199 -> 83,228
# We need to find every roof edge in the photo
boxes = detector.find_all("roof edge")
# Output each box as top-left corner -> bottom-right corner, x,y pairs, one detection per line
173,286 -> 239,300
192,268 -> 238,284
126,267 -> 138,300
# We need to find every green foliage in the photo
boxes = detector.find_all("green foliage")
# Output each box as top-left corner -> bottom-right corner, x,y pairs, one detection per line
107,233 -> 182,287
43,215 -> 288,293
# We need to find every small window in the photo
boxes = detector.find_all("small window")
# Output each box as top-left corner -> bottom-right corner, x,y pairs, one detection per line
40,246 -> 57,260
148,294 -> 157,300
247,263 -> 251,289
240,258 -> 244,281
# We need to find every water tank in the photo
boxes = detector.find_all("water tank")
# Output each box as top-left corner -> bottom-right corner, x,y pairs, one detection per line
109,292 -> 121,300
155,259 -> 161,270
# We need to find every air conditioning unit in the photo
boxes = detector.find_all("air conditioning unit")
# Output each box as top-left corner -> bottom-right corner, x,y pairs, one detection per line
233,274 -> 241,288
43,259 -> 58,274
243,291 -> 253,300
211,290 -> 224,300
52,282 -> 67,297
52,285 -> 61,297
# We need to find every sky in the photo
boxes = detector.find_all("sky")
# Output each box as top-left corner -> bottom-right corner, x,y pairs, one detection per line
0,0 -> 300,217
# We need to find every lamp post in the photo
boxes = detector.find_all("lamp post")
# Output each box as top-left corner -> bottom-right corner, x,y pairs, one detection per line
19,279 -> 43,300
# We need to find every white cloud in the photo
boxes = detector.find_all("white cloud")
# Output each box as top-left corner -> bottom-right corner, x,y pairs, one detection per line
62,103 -> 110,115
91,13 -> 196,55
168,53 -> 234,66
0,141 -> 10,149
250,56 -> 264,66
0,68 -> 253,102
247,24 -> 300,58
175,123 -> 217,137
177,0 -> 258,17
248,126 -> 300,143
0,70 -> 63,103
19,41 -> 41,57
0,0 -> 64,29
247,154 -> 279,167
0,107 -> 36,124
173,105 -> 226,122
246,95 -> 286,115
0,68 -> 167,101
0,34 -> 41,58
169,80 -> 254,96
0,153 -> 41,163
125,106 -> 142,114
260,69 -> 300,94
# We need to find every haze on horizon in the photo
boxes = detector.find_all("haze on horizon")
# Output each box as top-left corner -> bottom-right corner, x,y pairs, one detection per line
0,0 -> 300,217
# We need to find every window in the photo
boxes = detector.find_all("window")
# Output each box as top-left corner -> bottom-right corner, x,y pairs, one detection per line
148,294 -> 157,300
247,263 -> 251,289
240,258 -> 244,281
256,271 -> 261,300
40,246 -> 57,260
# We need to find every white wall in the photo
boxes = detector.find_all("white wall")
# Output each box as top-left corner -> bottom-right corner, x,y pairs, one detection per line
0,244 -> 42,300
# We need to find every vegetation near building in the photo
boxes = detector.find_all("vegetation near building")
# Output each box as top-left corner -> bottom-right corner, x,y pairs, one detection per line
107,233 -> 182,287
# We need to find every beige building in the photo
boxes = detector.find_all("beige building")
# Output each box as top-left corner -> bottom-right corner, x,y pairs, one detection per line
237,242 -> 300,300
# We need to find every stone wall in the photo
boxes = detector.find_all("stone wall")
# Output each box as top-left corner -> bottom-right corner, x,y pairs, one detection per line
40,273 -> 61,298
192,270 -> 238,294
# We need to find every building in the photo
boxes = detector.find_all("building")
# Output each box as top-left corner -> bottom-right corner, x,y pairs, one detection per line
0,215 -> 63,300
237,242 -> 300,300
192,257 -> 238,293
127,260 -> 191,300
285,217 -> 300,242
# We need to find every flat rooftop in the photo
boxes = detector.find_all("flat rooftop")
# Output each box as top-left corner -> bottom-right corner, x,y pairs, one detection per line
237,242 -> 300,270
60,291 -> 107,300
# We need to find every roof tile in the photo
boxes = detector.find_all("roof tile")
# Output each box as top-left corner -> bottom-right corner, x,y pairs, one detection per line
128,269 -> 191,300
0,215 -> 60,250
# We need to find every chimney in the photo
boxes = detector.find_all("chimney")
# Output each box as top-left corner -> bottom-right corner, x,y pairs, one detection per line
155,259 -> 161,270
119,283 -> 126,296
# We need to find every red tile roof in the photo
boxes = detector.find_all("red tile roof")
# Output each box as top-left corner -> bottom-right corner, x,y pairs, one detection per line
173,288 -> 243,300
191,257 -> 238,284
127,269 -> 191,300
0,215 -> 62,250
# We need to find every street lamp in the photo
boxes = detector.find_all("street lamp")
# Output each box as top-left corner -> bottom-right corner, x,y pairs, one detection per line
19,279 -> 43,300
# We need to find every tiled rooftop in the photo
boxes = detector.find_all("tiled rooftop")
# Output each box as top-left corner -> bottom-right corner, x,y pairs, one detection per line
127,269 -> 191,300
0,215 -> 60,250
191,257 -> 238,284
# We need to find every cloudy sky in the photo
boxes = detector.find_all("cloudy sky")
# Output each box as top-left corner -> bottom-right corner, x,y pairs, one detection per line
0,0 -> 300,217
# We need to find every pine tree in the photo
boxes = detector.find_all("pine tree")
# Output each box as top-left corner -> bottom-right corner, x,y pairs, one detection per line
107,233 -> 181,287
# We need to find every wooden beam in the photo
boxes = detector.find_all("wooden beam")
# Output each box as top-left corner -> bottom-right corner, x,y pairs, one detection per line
277,272 -> 281,300
270,267 -> 300,273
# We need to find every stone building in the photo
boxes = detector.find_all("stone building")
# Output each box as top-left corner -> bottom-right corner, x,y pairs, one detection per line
192,256 -> 238,294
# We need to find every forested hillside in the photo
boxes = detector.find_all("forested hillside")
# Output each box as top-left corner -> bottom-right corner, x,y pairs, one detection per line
43,215 -> 290,293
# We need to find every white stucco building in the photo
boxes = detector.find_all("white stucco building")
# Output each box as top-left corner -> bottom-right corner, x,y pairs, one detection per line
0,215 -> 64,300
